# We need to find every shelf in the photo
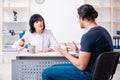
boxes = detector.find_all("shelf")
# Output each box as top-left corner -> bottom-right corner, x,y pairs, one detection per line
2,48 -> 18,53
112,6 -> 120,9
96,21 -> 111,23
3,34 -> 19,36
3,6 -> 29,9
85,0 -> 111,7
3,0 -> 29,8
112,20 -> 120,23
94,6 -> 111,9
3,21 -> 28,23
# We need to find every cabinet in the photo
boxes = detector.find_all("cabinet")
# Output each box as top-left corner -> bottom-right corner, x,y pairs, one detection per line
85,0 -> 120,36
111,0 -> 120,36
111,0 -> 120,49
0,0 -> 2,54
2,0 -> 30,53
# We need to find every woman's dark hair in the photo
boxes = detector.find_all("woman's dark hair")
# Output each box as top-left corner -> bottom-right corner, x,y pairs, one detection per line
29,14 -> 45,33
77,4 -> 98,21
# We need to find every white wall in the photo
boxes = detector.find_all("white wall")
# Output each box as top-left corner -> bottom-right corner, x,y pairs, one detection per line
30,0 -> 85,43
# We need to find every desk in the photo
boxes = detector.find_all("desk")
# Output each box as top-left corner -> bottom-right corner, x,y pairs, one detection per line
12,52 -> 76,80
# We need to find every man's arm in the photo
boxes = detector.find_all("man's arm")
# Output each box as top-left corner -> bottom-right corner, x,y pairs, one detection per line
57,47 -> 91,71
65,51 -> 91,70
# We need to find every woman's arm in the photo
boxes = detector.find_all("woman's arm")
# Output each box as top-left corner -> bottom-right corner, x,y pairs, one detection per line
38,48 -> 54,53
48,30 -> 58,50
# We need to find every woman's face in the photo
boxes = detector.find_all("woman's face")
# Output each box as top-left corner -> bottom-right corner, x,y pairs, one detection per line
34,19 -> 44,34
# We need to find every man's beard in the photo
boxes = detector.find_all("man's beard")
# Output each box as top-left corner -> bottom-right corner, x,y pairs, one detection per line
80,24 -> 85,29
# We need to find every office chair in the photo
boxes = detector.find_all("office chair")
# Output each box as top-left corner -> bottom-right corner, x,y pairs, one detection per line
91,51 -> 120,80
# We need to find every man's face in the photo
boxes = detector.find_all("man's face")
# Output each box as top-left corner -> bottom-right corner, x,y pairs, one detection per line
77,15 -> 85,29
80,19 -> 85,29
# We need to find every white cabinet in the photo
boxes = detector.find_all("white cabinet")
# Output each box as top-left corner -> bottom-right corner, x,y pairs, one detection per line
85,0 -> 120,36
2,0 -> 30,53
111,0 -> 120,36
0,0 -> 3,54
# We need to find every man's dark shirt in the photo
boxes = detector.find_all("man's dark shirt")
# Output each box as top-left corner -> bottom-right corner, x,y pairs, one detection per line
80,26 -> 113,73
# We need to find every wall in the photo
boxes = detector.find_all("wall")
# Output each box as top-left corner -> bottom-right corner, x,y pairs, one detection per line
30,0 -> 85,43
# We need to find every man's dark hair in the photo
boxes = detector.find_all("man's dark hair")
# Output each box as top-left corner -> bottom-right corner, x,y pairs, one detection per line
29,14 -> 45,33
77,4 -> 98,21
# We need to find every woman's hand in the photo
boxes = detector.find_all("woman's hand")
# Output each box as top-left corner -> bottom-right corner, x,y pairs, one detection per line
37,48 -> 54,53
19,47 -> 28,52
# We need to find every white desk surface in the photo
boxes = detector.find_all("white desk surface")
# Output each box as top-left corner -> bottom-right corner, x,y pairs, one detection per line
114,49 -> 120,52
16,51 -> 77,57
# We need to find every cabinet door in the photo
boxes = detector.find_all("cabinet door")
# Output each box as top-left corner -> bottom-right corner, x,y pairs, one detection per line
2,0 -> 30,53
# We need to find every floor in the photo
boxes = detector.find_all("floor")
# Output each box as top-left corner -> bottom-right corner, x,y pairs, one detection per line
0,64 -> 120,80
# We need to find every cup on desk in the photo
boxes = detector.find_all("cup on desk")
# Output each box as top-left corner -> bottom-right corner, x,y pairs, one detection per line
28,45 -> 36,54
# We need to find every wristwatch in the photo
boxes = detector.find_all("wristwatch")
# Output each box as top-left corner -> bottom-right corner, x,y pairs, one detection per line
35,0 -> 45,4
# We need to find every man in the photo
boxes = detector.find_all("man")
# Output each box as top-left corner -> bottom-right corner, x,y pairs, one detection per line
42,4 -> 113,80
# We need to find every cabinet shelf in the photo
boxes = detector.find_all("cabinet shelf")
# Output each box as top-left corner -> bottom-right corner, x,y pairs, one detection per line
112,21 -> 120,23
3,34 -> 19,36
96,21 -> 111,23
112,6 -> 120,9
3,21 -> 28,23
95,6 -> 111,9
3,6 -> 29,9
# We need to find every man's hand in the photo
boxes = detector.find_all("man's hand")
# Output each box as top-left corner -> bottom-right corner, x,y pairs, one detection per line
57,43 -> 68,56
65,41 -> 79,53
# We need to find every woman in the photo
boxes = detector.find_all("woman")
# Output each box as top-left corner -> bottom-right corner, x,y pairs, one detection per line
13,14 -> 58,53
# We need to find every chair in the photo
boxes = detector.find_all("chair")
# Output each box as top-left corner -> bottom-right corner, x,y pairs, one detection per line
91,51 -> 120,80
